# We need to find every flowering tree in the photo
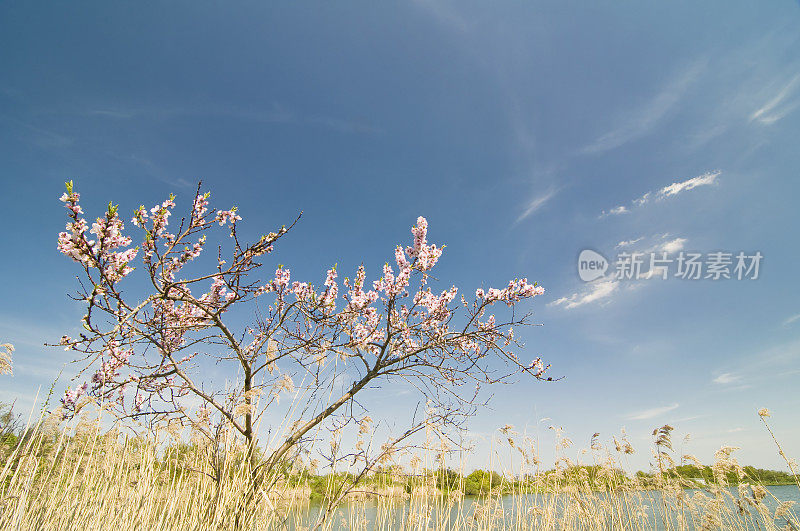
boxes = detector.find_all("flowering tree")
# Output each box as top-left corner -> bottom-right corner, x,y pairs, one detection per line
54,181 -> 549,495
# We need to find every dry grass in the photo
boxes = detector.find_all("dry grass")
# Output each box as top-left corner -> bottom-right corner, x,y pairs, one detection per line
0,407 -> 797,530
0,343 -> 13,376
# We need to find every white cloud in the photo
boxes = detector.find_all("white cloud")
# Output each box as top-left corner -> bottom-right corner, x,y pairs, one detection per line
713,372 -> 741,385
707,339 -> 800,388
601,170 -> 720,217
658,171 -> 720,198
782,313 -> 800,326
751,73 -> 800,125
633,192 -> 652,206
616,237 -> 643,249
550,279 -> 619,309
551,233 -> 688,307
626,403 -> 679,421
619,234 -> 688,256
658,237 -> 687,254
583,60 -> 706,154
599,205 -> 629,218
639,267 -> 668,280
517,188 -> 557,223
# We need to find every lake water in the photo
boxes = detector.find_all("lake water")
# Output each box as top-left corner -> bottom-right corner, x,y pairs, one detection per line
286,485 -> 800,529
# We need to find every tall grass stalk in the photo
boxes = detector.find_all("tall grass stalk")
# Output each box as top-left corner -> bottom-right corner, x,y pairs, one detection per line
1,407 -> 797,530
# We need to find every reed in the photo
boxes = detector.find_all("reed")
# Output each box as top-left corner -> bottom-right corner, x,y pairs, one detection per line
1,404 -> 797,530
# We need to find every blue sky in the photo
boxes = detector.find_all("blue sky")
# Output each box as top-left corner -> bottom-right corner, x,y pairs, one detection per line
1,1 -> 799,472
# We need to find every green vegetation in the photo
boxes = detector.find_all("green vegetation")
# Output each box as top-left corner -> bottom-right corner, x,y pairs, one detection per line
0,401 -> 798,529
633,464 -> 799,486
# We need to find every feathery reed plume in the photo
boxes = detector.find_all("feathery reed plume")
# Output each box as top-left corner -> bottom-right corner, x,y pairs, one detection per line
758,408 -> 800,490
0,343 -> 13,375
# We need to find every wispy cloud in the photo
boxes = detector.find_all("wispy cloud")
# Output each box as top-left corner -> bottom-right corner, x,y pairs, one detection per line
0,314 -> 78,350
600,205 -> 629,218
751,73 -> 800,125
713,372 -> 741,385
657,171 -> 721,198
721,383 -> 753,392
656,237 -> 687,254
672,414 -> 706,423
83,101 -> 383,135
410,0 -> 472,32
3,117 -> 74,149
633,237 -> 687,279
550,279 -> 619,310
601,170 -> 720,217
626,403 -> 679,421
583,60 -> 706,154
616,237 -> 643,248
619,233 -> 687,254
552,233 -> 688,308
304,115 -> 383,134
782,313 -> 800,326
102,152 -> 195,189
707,339 -> 800,389
88,109 -> 138,119
751,338 -> 800,367
516,188 -> 557,223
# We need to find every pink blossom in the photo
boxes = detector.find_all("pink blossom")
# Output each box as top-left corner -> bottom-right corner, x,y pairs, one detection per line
407,216 -> 428,258
320,267 -> 338,309
147,196 -> 175,239
134,392 -> 145,412
345,266 -> 378,313
478,314 -> 496,331
56,185 -> 553,421
131,205 -> 148,227
403,217 -> 442,271
215,208 -> 241,226
61,382 -> 88,413
395,246 -> 410,270
192,192 -> 210,225
271,268 -> 291,291
475,278 -> 544,305
373,262 -> 411,298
